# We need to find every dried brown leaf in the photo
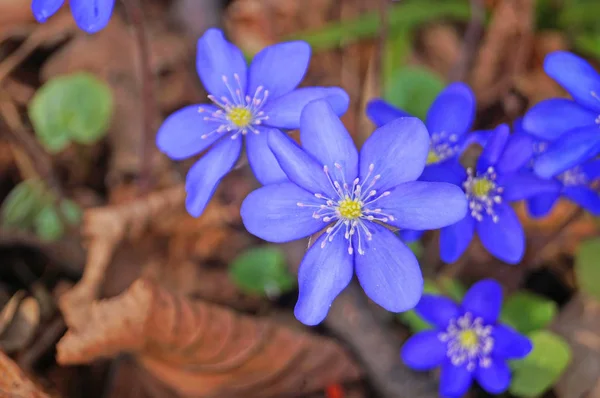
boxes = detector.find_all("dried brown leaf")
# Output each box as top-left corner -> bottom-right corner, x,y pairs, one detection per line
0,296 -> 40,353
0,350 -> 51,398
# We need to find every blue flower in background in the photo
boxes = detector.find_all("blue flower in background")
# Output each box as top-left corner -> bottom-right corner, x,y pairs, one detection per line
32,0 -> 115,33
523,51 -> 600,178
402,279 -> 532,398
242,99 -> 467,325
437,124 -> 560,264
157,28 -> 349,217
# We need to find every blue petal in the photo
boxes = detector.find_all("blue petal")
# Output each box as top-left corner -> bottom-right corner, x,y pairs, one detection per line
376,181 -> 467,230
70,0 -> 114,33
461,279 -> 503,324
475,359 -> 511,395
426,82 -> 476,137
534,126 -> 600,178
522,99 -> 597,140
196,28 -> 247,99
248,41 -> 310,100
476,203 -> 525,264
156,105 -> 222,160
246,127 -> 288,185
185,137 -> 242,217
496,134 -> 535,174
477,124 -> 510,173
241,183 -> 324,243
492,325 -> 533,359
267,129 -> 335,196
294,231 -> 354,326
500,171 -> 562,202
263,87 -> 349,129
415,294 -> 460,329
359,117 -> 429,191
544,51 -> 600,112
300,99 -> 358,182
563,186 -> 600,215
400,229 -> 424,243
439,215 -> 475,263
526,192 -> 560,218
582,159 -> 600,180
401,331 -> 447,370
419,160 -> 467,186
439,362 -> 473,398
366,99 -> 410,127
354,223 -> 423,312
32,0 -> 64,22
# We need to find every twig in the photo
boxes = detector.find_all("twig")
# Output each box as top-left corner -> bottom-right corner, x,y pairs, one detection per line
17,317 -> 66,371
448,0 -> 485,82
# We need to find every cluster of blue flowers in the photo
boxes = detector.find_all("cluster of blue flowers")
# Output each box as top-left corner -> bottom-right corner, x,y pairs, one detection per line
32,0 -> 114,33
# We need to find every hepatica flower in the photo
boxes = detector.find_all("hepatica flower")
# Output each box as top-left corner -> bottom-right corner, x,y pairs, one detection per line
32,0 -> 114,33
242,99 -> 467,325
401,279 -> 532,398
523,51 -> 600,178
157,28 -> 348,217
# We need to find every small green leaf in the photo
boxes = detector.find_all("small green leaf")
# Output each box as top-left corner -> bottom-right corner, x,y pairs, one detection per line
510,330 -> 571,398
383,27 -> 412,89
1,180 -> 48,228
575,237 -> 600,301
407,241 -> 423,258
384,66 -> 445,120
229,246 -> 296,298
60,199 -> 82,226
500,292 -> 558,334
34,205 -> 64,241
437,277 -> 466,302
29,73 -> 113,153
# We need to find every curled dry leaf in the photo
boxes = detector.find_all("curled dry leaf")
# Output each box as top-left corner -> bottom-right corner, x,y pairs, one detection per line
57,278 -> 361,398
0,350 -> 50,398
0,291 -> 41,353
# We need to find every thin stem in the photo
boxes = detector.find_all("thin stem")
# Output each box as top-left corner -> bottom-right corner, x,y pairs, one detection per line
449,0 -> 485,82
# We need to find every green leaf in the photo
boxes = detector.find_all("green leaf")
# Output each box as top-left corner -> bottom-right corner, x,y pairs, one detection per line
384,66 -> 445,120
500,292 -> 558,334
1,180 -> 48,228
33,205 -> 64,241
29,73 -> 113,153
510,331 -> 571,398
407,241 -> 423,258
60,199 -> 82,226
575,237 -> 600,301
573,34 -> 600,59
437,276 -> 466,302
383,27 -> 412,89
229,246 -> 296,298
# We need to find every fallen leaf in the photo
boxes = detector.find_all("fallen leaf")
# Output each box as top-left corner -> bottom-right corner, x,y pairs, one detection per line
0,350 -> 50,398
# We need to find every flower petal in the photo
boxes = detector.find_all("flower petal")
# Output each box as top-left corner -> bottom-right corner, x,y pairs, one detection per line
267,129 -> 335,196
415,294 -> 460,329
534,126 -> 600,178
366,99 -> 410,127
248,41 -> 310,100
32,0 -> 64,22
522,99 -> 597,140
419,160 -> 468,186
300,99 -> 358,182
526,192 -> 560,218
544,51 -> 600,112
439,215 -> 475,264
400,229 -> 424,243
196,28 -> 247,99
376,181 -> 467,230
477,203 -> 525,264
263,87 -> 350,129
294,232 -> 354,326
241,183 -> 325,243
70,0 -> 114,33
460,279 -> 503,324
359,117 -> 429,191
500,171 -> 562,202
426,82 -> 476,137
496,134 -> 535,174
354,223 -> 423,312
401,331 -> 447,371
563,186 -> 600,215
185,136 -> 242,217
475,359 -> 511,395
246,127 -> 288,185
477,124 -> 510,173
156,105 -> 223,160
492,325 -> 533,359
440,362 -> 473,398
582,159 -> 600,180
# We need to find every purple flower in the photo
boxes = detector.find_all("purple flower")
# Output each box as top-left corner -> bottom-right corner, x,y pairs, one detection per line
157,28 -> 349,217
436,124 -> 560,264
241,99 -> 468,325
402,279 -> 532,397
32,0 -> 114,33
523,51 -> 600,178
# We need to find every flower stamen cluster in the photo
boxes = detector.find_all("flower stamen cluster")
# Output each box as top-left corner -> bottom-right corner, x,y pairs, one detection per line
463,167 -> 503,222
427,131 -> 460,165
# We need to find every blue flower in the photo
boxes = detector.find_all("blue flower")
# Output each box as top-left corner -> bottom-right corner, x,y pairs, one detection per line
157,28 -> 349,217
241,99 -> 468,325
32,0 -> 114,33
513,119 -> 600,217
523,51 -> 600,178
401,279 -> 532,398
436,124 -> 560,264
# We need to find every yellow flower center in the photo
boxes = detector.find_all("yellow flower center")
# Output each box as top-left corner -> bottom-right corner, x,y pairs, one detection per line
472,178 -> 494,198
228,107 -> 252,127
426,149 -> 440,165
338,198 -> 362,219
459,329 -> 479,348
